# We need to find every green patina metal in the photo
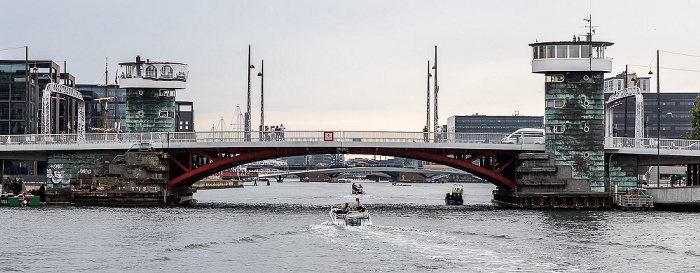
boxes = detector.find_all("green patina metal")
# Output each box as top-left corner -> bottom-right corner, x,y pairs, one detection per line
607,154 -> 640,191
125,89 -> 176,132
545,72 -> 606,192
46,151 -> 117,189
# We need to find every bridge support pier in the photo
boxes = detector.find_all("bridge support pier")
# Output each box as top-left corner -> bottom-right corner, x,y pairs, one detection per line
44,150 -> 194,206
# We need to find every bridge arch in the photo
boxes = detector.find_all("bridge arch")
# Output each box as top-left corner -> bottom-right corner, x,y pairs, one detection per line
605,86 -> 644,138
42,83 -> 85,142
167,146 -> 518,190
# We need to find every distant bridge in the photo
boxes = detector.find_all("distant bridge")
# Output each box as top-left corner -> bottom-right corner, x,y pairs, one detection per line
256,166 -> 474,182
1,131 -> 700,190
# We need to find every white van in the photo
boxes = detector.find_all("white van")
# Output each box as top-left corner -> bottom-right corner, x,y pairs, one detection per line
501,128 -> 545,144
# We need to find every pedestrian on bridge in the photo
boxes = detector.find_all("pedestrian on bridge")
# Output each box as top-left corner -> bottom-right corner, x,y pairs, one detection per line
279,124 -> 285,141
423,126 -> 429,142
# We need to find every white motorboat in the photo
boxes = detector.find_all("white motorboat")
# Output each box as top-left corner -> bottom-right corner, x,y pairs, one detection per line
329,206 -> 372,226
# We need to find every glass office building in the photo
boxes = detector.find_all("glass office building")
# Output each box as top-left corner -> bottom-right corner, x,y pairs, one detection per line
447,115 -> 544,135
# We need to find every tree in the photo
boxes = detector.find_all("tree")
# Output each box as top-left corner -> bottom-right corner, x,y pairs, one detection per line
688,93 -> 700,139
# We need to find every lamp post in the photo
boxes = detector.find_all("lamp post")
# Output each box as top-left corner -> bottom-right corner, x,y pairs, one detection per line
433,46 -> 439,142
427,60 -> 431,141
258,60 -> 264,140
246,45 -> 254,142
656,49 -> 660,187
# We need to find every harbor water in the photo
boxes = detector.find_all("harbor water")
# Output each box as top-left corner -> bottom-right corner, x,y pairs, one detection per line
2,181 -> 700,272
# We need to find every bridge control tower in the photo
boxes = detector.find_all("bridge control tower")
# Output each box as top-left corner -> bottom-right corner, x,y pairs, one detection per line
523,31 -> 613,194
119,56 -> 188,132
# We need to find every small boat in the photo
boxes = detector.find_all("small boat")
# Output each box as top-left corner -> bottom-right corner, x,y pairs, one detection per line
614,187 -> 653,210
351,183 -> 364,194
445,184 -> 463,205
329,206 -> 372,226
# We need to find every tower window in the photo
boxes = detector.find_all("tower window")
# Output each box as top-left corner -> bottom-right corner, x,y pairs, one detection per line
569,45 -> 580,58
159,89 -> 175,97
556,45 -> 567,58
548,125 -> 565,134
161,66 -> 173,79
546,99 -> 566,108
159,111 -> 175,118
145,65 -> 156,78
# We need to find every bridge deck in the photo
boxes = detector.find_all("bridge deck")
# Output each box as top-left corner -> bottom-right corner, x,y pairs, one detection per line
0,131 -> 698,158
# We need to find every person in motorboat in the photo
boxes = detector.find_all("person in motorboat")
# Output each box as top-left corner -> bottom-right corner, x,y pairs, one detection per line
336,205 -> 346,214
344,203 -> 352,213
354,198 -> 364,212
357,184 -> 363,194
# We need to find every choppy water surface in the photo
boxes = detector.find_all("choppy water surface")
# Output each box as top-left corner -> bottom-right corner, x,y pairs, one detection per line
2,181 -> 700,272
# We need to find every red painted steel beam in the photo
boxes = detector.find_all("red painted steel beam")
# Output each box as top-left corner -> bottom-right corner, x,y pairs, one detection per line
166,146 -> 518,190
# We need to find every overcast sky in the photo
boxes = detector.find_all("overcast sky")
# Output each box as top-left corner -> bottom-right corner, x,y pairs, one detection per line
3,0 -> 700,132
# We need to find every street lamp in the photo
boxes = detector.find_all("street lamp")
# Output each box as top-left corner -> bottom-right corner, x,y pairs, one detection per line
258,60 -> 264,140
656,50 -> 660,187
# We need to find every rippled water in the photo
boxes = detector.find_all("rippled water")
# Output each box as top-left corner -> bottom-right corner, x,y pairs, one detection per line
2,181 -> 700,272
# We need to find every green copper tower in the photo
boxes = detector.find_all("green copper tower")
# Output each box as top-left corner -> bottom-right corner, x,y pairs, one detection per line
529,35 -> 613,192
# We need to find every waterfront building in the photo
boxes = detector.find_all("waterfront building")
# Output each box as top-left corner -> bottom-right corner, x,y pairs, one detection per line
118,56 -> 188,132
604,71 -> 651,93
0,60 -> 79,177
0,60 -> 77,135
603,71 -> 695,139
605,91 -> 695,139
176,101 -> 194,132
527,32 -> 613,193
75,84 -> 126,132
447,114 -> 543,135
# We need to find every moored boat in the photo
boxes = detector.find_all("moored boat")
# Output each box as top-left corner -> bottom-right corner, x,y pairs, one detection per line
614,187 -> 653,210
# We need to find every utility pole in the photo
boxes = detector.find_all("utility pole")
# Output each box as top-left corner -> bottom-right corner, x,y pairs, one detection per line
656,49 -> 660,187
433,45 -> 439,141
624,64 -> 628,137
25,46 -> 29,134
426,60 -> 431,138
246,45 -> 252,141
259,59 -> 264,137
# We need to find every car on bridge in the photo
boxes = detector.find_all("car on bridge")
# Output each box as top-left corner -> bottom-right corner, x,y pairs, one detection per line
501,128 -> 545,145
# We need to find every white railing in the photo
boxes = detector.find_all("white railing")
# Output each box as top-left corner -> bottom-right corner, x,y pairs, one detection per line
2,132 -> 700,153
605,137 -> 700,151
0,131 -> 509,146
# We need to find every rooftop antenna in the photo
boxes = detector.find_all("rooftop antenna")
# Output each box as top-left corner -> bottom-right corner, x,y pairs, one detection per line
583,14 -> 598,70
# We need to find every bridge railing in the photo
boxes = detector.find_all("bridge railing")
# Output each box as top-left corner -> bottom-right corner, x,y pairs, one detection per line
605,137 -> 700,151
0,131 -> 512,146
188,131 -> 509,144
7,132 -> 700,152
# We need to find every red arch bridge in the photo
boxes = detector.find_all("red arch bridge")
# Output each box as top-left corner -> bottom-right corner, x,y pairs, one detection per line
2,130 -> 700,191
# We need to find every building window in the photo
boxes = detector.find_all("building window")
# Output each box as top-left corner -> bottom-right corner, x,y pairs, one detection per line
159,89 -> 175,97
159,111 -> 175,118
546,45 -> 555,58
548,125 -> 565,134
581,45 -> 590,58
569,45 -> 580,58
145,66 -> 156,78
556,45 -> 567,58
546,99 -> 566,108
533,47 -> 538,59
161,66 -> 173,78
545,74 -> 565,82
